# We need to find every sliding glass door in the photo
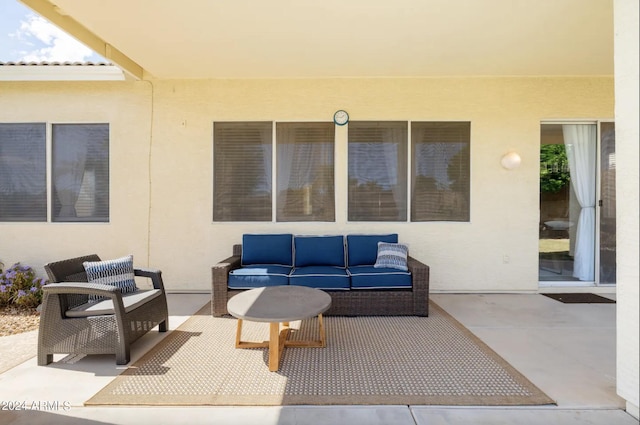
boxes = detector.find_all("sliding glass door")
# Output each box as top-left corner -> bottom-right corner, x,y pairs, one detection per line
599,122 -> 616,284
539,122 -> 616,285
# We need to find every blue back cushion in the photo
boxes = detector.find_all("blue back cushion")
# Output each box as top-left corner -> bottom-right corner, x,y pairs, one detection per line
347,234 -> 398,266
242,234 -> 293,266
294,235 -> 345,267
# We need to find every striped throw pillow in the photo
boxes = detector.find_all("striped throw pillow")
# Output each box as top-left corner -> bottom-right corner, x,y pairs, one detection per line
374,242 -> 409,271
83,255 -> 138,301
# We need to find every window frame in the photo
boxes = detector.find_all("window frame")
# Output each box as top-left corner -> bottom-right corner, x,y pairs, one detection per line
275,121 -> 336,222
51,123 -> 110,223
213,121 -> 274,222
0,122 -> 110,223
0,122 -> 47,222
347,120 -> 409,222
346,120 -> 471,223
213,120 -> 336,223
410,121 -> 471,222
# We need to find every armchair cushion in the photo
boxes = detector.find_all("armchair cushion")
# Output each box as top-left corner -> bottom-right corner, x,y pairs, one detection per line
374,242 -> 409,271
83,255 -> 138,300
65,289 -> 162,318
347,234 -> 398,266
241,234 -> 293,266
294,235 -> 345,267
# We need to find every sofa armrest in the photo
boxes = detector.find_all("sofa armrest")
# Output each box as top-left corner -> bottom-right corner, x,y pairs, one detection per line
211,254 -> 242,316
407,256 -> 430,316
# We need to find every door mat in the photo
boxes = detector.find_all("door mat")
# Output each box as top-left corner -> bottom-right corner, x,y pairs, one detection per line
542,293 -> 615,304
86,302 -> 554,407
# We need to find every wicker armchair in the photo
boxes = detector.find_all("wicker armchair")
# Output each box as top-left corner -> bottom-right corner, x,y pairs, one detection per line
38,254 -> 169,365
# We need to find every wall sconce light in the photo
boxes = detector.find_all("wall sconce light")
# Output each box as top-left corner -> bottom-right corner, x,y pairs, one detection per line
501,152 -> 521,170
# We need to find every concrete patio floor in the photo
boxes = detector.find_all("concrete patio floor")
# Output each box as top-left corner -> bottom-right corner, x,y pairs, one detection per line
0,292 -> 637,425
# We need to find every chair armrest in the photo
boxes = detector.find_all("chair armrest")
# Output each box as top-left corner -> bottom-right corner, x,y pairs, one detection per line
43,282 -> 121,297
134,268 -> 166,291
407,256 -> 430,316
41,282 -> 127,320
211,255 -> 242,316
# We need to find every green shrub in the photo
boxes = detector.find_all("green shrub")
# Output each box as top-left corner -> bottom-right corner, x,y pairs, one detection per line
0,263 -> 48,309
540,144 -> 570,193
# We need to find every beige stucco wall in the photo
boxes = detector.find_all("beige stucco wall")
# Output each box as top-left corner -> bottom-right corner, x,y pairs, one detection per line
614,0 -> 639,417
0,81 -> 153,270
0,77 -> 613,293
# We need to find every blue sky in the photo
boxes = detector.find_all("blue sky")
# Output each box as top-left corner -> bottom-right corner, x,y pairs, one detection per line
0,0 -> 104,62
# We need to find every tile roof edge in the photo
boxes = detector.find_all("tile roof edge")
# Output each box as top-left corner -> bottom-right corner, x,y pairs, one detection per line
0,61 -> 114,66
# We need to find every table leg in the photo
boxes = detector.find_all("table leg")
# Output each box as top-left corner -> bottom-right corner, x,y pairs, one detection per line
235,316 -> 326,372
269,322 -> 280,372
284,314 -> 326,348
235,319 -> 243,348
318,314 -> 326,347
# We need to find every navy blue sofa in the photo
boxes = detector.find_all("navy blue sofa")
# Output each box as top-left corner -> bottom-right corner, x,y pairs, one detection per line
212,233 -> 429,316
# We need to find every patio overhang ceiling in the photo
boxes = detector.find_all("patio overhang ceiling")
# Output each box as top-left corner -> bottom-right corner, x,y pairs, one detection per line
20,0 -> 613,81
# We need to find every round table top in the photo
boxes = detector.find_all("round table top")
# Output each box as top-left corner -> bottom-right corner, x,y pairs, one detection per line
227,285 -> 332,323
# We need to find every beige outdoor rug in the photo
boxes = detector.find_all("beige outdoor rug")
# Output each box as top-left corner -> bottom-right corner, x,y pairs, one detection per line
86,302 -> 554,406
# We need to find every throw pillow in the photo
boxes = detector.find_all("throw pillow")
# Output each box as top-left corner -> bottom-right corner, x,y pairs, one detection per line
374,242 -> 409,271
83,255 -> 138,300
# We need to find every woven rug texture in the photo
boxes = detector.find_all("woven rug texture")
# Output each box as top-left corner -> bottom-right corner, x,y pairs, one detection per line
86,302 -> 554,406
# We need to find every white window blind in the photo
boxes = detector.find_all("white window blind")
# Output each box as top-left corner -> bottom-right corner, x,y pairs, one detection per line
0,123 -> 47,222
52,124 -> 110,222
213,122 -> 272,221
348,121 -> 408,221
276,122 -> 335,222
411,121 -> 470,221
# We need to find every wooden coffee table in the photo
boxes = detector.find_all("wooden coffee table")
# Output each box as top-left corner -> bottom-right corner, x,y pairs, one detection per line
226,285 -> 331,372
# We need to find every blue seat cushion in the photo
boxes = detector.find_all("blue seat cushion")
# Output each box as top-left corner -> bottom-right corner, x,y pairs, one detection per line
294,235 -> 345,267
346,234 -> 398,267
289,266 -> 350,290
242,234 -> 293,266
348,266 -> 412,289
228,265 -> 292,289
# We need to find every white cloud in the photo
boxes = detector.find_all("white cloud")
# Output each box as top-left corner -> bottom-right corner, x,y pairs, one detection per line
11,14 -> 96,62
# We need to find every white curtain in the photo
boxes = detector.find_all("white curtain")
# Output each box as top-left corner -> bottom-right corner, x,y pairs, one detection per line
276,123 -> 334,221
383,127 -> 406,219
53,132 -> 88,218
260,128 -> 272,196
276,126 -> 296,214
563,124 -> 596,281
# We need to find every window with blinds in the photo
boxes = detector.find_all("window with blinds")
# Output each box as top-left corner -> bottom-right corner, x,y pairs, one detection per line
52,124 -> 110,222
348,121 -> 408,221
213,122 -> 273,221
276,122 -> 335,222
411,121 -> 470,221
0,123 -> 47,222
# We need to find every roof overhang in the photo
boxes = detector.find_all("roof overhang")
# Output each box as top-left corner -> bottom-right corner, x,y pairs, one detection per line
18,0 -> 614,80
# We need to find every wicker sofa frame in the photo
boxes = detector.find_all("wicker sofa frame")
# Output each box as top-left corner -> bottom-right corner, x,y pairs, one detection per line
39,254 -> 169,365
212,244 -> 430,317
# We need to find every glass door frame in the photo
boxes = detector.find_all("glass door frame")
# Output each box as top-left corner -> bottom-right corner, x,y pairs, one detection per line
539,119 -> 615,287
